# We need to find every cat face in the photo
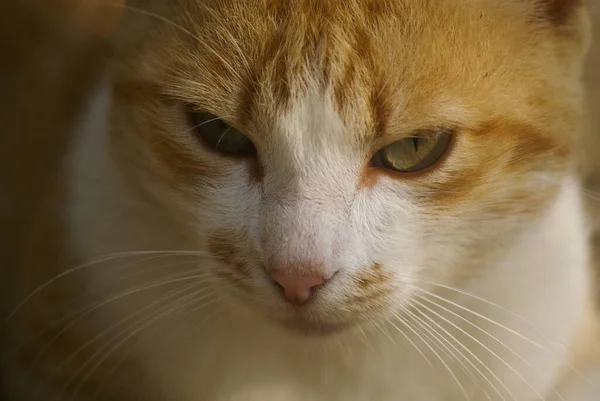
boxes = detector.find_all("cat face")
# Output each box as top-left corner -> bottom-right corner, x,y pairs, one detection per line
110,0 -> 588,334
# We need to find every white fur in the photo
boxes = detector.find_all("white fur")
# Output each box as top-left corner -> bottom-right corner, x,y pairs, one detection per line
64,80 -> 595,401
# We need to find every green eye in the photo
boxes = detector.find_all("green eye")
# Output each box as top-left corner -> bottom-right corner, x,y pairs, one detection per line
190,112 -> 256,156
372,131 -> 451,173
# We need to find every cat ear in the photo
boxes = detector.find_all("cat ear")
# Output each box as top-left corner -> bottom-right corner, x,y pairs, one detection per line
535,0 -> 583,26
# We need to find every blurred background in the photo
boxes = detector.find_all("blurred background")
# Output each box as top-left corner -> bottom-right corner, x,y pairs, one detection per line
0,0 -> 598,304
583,2 -> 600,291
0,0 -> 123,322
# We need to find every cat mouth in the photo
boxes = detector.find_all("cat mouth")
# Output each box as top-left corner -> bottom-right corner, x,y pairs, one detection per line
279,316 -> 353,337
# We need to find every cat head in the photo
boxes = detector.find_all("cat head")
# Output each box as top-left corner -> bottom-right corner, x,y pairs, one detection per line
110,0 -> 589,335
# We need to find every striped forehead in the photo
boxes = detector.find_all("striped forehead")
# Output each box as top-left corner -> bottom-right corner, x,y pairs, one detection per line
238,34 -> 383,144
173,0 -> 398,141
166,0 -> 572,146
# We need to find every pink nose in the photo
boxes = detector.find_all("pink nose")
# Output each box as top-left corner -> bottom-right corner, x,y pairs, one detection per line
269,270 -> 326,305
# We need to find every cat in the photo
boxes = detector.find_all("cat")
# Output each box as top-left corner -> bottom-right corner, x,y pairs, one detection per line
3,0 -> 600,400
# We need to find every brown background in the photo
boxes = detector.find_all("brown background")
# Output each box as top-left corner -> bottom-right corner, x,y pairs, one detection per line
582,2 -> 600,290
0,0 -> 122,323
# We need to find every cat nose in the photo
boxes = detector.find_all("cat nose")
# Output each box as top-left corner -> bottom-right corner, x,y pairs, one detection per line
269,270 -> 328,305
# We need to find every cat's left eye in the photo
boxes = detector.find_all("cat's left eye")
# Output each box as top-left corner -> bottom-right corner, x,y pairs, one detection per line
372,130 -> 451,173
190,112 -> 256,156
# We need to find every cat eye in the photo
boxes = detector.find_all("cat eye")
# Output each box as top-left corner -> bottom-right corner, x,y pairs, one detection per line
190,112 -> 256,156
372,130 -> 451,173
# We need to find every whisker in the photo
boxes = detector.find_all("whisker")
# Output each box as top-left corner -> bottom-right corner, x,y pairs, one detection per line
216,126 -> 233,149
68,289 -> 220,400
401,276 -> 587,387
387,313 -> 433,368
102,258 -> 206,287
12,263 -> 207,354
405,308 -> 486,401
355,319 -> 395,362
187,116 -> 222,132
393,310 -> 471,401
5,250 -> 210,323
582,188 -> 600,203
328,329 -> 353,368
354,323 -> 375,352
414,293 -> 564,401
181,294 -> 226,320
27,270 -> 213,370
92,295 -> 226,399
371,320 -> 399,349
104,2 -> 197,40
47,275 -> 219,382
409,292 -> 548,401
409,299 -> 511,401
402,276 -> 548,351
403,306 -> 463,366
42,285 -> 198,398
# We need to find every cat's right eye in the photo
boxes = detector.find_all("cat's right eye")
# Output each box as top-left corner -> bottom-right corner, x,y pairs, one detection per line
190,112 -> 256,156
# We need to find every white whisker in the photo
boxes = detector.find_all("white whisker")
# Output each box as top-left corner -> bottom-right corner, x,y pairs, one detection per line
406,276 -> 588,384
27,271 -> 213,370
104,2 -> 197,40
387,314 -> 434,368
93,295 -> 226,399
414,293 -> 564,401
409,299 -> 512,401
13,262 -> 206,355
5,250 -> 210,323
582,188 -> 600,203
66,288 -> 220,400
372,320 -> 399,349
403,276 -> 548,351
40,285 -> 197,397
408,292 -> 548,401
48,276 -> 219,381
355,323 -> 375,352
216,126 -> 233,149
393,310 -> 471,401
188,116 -> 222,132
401,306 -> 480,401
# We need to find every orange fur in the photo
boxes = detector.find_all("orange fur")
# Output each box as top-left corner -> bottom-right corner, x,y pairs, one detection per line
111,0 -> 589,209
